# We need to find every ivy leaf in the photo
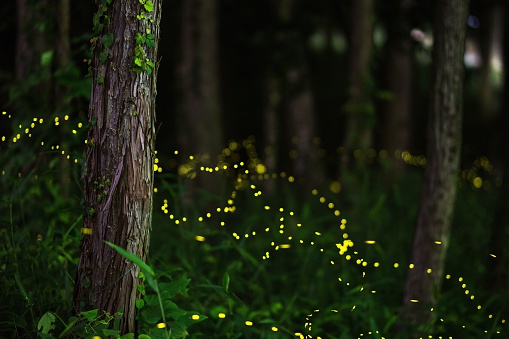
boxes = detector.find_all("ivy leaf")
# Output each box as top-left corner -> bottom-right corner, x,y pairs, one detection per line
102,33 -> 114,48
144,1 -> 154,12
99,50 -> 109,63
135,33 -> 146,45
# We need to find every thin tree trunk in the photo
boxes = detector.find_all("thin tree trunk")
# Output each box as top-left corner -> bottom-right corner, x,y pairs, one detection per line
275,0 -> 325,189
342,0 -> 374,154
54,0 -> 72,198
488,0 -> 509,315
382,0 -> 414,171
73,0 -> 161,333
262,75 -> 280,195
176,0 -> 223,206
400,0 -> 468,332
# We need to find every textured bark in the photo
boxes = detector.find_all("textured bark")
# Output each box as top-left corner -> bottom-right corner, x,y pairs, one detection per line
73,0 -> 161,333
382,0 -> 414,170
176,0 -> 223,203
400,0 -> 468,331
342,0 -> 374,153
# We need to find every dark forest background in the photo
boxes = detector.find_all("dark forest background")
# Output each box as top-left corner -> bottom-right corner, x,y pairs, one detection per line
1,0 -> 509,337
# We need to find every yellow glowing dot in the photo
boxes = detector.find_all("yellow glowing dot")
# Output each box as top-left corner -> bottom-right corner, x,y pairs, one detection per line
153,164 -> 158,171
374,262 -> 379,267
435,241 -> 442,245
410,299 -> 419,303
78,122 -> 83,128
39,118 -> 43,123
271,326 -> 278,332
37,234 -> 43,241
409,264 -> 415,269
445,274 -> 451,279
473,177 -> 483,188
394,263 -> 399,268
154,187 -> 158,193
346,255 -> 351,260
311,189 -> 318,195
218,313 -> 226,319
427,268 -> 432,274
490,253 -> 496,258
364,240 -> 376,244
477,305 -> 482,310
255,163 -> 266,174
245,321 -> 253,326
64,115 -> 69,120
191,314 -> 200,320
157,323 -> 166,328
195,235 -> 205,242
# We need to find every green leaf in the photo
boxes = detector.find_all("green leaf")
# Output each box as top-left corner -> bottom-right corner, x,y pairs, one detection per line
140,302 -> 162,324
135,33 -> 146,45
120,334 -> 135,339
80,309 -> 99,322
105,241 -> 157,291
99,50 -> 109,63
144,1 -> 154,12
102,329 -> 120,336
135,58 -> 142,67
138,335 -> 151,339
159,277 -> 190,299
37,312 -> 56,334
222,272 -> 230,293
136,298 -> 145,309
102,33 -> 114,48
41,50 -> 54,66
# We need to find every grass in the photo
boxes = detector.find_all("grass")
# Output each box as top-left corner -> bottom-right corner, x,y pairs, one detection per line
0,116 -> 507,337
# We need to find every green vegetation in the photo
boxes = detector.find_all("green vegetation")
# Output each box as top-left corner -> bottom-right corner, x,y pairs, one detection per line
0,113 -> 505,337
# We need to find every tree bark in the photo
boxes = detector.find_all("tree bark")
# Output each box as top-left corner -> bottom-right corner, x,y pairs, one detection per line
73,0 -> 161,333
400,0 -> 468,331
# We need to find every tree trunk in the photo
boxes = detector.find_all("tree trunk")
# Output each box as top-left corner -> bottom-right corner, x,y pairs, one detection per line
275,0 -> 325,189
382,0 -> 414,172
73,0 -> 161,333
488,0 -> 509,315
400,0 -> 468,331
342,0 -> 374,154
54,0 -> 72,198
176,0 -> 223,206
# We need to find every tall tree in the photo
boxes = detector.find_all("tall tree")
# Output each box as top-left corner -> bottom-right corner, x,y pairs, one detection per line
342,0 -> 374,155
73,0 -> 161,333
176,0 -> 223,204
381,0 -> 414,171
488,0 -> 509,315
272,0 -> 325,189
400,0 -> 468,331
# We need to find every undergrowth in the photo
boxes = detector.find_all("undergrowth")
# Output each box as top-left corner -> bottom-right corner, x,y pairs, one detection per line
0,123 -> 506,337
